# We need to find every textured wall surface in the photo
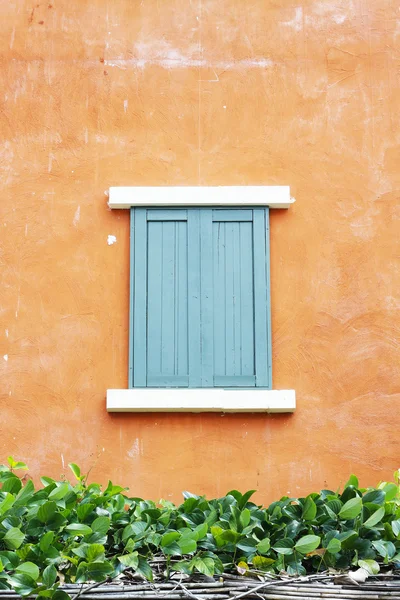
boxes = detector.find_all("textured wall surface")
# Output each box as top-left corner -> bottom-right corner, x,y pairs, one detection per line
1,0 -> 399,503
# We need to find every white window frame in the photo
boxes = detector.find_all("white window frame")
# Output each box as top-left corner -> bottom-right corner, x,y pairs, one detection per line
107,186 -> 296,413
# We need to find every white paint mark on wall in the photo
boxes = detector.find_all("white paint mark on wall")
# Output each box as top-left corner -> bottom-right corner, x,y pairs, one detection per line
5,329 -> 8,338
73,206 -> 80,226
104,57 -> 274,70
3,355 -> 8,362
123,99 -> 128,113
107,235 -> 117,245
61,454 -> 65,468
282,7 -> 303,32
127,438 -> 141,458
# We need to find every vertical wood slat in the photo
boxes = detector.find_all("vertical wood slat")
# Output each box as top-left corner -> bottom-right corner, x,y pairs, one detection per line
212,213 -> 256,385
147,221 -> 163,376
147,215 -> 189,385
188,209 -> 202,387
177,222 -> 188,376
200,209 -> 214,386
213,222 -> 225,378
132,208 -> 147,387
265,209 -> 272,388
161,222 -> 175,374
239,221 -> 255,376
128,208 -> 135,388
253,208 -> 270,388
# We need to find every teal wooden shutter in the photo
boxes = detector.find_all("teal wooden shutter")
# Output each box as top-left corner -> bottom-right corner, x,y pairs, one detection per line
129,207 -> 271,388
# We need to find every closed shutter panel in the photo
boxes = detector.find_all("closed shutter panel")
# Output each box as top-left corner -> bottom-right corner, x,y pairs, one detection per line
130,207 -> 271,389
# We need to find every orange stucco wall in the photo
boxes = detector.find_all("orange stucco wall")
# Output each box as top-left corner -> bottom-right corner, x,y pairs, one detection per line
1,0 -> 399,504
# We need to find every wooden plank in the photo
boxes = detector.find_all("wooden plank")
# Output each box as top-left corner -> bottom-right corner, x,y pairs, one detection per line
212,209 -> 253,222
146,220 -> 163,377
214,376 -> 256,387
187,209 -> 202,387
200,209 -> 214,386
176,221 -> 188,377
239,221 -> 255,376
128,208 -> 135,388
161,221 -> 175,375
132,208 -> 147,387
224,221 -> 235,376
213,221 -> 226,379
265,209 -> 272,388
147,375 -> 189,387
147,209 -> 187,221
253,209 -> 270,388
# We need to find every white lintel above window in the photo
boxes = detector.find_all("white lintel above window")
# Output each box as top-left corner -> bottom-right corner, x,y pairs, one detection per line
108,186 -> 293,209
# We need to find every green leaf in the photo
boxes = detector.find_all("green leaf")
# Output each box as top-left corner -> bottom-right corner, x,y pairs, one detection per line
178,538 -> 197,554
65,523 -> 92,536
136,557 -> 153,581
358,559 -> 380,575
42,564 -> 57,588
49,483 -> 69,501
193,523 -> 208,540
302,496 -> 317,521
161,531 -> 180,547
53,592 -> 71,600
14,480 -> 35,506
236,538 -> 258,553
8,458 -> 28,470
364,506 -> 385,529
273,538 -> 294,555
345,475 -> 359,488
118,552 -> 139,569
252,556 -> 275,571
91,516 -> 110,535
326,538 -> 341,554
86,544 -> 105,562
86,561 -> 114,581
392,519 -> 400,538
68,463 -> 81,480
362,490 -> 385,505
337,530 -> 358,549
382,483 -> 398,502
39,531 -> 55,552
239,509 -> 251,528
294,535 -> 321,555
194,557 -> 215,577
16,562 -> 39,581
7,573 -> 36,596
257,538 -> 271,555
0,493 -> 15,516
37,501 -> 57,524
4,527 -> 25,550
2,476 -> 22,495
239,490 -> 257,509
338,496 -> 362,520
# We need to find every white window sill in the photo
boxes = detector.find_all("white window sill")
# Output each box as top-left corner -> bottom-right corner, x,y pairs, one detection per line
108,186 -> 294,209
106,389 -> 296,413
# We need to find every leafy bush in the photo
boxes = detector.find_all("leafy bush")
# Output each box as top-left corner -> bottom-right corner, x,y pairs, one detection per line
0,459 -> 400,599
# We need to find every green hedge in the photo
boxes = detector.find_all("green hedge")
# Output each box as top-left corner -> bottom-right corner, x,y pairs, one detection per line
0,458 -> 399,598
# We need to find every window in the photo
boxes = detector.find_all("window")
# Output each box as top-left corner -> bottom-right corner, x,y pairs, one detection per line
106,186 -> 295,412
130,207 -> 271,389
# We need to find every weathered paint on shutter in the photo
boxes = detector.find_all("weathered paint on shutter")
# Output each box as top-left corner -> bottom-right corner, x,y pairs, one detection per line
129,207 -> 271,389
